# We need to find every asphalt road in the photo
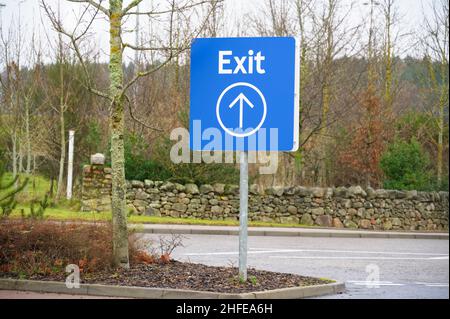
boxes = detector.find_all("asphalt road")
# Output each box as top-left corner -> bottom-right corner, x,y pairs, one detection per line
143,234 -> 449,299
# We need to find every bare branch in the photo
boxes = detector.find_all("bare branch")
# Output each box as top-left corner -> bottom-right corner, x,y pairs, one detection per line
66,0 -> 109,16
41,1 -> 110,100
123,0 -> 214,16
121,0 -> 219,96
124,94 -> 164,132
122,53 -> 176,102
122,42 -> 182,51
122,0 -> 144,15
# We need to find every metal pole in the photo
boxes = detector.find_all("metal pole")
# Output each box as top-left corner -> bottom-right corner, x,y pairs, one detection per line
239,150 -> 249,282
66,130 -> 75,199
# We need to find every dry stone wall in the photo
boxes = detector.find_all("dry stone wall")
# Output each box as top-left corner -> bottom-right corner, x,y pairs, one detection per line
81,155 -> 112,212
81,163 -> 449,231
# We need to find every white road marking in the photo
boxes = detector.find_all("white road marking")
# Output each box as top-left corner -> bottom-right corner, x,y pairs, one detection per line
414,282 -> 449,287
415,282 -> 449,285
253,248 -> 448,256
347,280 -> 392,283
184,248 -> 448,257
348,281 -> 404,286
268,256 -> 447,260
348,281 -> 449,287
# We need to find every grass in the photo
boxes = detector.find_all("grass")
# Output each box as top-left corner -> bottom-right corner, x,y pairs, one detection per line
1,173 -> 51,202
3,173 -> 312,228
9,205 -> 312,229
318,277 -> 336,283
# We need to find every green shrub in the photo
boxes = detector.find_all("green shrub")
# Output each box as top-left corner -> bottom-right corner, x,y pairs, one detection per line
380,139 -> 431,190
25,195 -> 49,220
108,132 -> 239,185
123,133 -> 172,181
152,137 -> 240,185
426,175 -> 449,192
106,133 -> 172,181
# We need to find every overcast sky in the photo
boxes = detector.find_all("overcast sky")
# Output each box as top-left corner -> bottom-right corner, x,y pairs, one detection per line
0,0 -> 438,65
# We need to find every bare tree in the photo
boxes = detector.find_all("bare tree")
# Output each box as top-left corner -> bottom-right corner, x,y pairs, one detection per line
381,0 -> 394,113
299,0 -> 361,186
21,34 -> 42,176
0,12 -> 25,187
42,0 -> 221,268
203,0 -> 224,37
421,0 -> 449,187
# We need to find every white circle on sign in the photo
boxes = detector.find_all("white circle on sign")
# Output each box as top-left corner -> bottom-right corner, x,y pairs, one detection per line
216,82 -> 267,138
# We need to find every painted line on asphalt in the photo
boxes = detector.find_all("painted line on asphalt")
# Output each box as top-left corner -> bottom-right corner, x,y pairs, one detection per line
268,256 -> 449,260
184,248 -> 448,257
348,281 -> 404,286
347,281 -> 449,288
414,282 -> 449,287
249,248 -> 448,256
347,280 -> 393,283
184,249 -> 297,256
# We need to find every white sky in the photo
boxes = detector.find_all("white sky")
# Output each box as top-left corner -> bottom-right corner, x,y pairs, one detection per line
0,0 -> 438,65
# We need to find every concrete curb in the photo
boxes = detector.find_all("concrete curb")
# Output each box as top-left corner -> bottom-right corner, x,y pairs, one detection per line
0,278 -> 345,299
130,224 -> 449,240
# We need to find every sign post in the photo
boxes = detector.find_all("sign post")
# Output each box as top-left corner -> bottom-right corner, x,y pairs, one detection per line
190,37 -> 299,281
239,151 -> 249,281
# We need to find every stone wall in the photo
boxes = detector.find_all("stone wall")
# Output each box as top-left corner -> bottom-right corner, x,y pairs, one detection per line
81,163 -> 449,231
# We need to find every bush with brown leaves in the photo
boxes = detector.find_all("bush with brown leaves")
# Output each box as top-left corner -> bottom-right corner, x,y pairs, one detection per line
0,220 -> 155,276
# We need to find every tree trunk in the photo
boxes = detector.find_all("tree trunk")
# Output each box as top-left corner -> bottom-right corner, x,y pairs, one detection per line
109,0 -> 129,268
318,2 -> 334,187
56,107 -> 65,199
11,132 -> 17,188
383,1 -> 393,115
25,97 -> 32,174
18,143 -> 23,173
319,83 -> 330,187
49,176 -> 54,198
437,84 -> 445,187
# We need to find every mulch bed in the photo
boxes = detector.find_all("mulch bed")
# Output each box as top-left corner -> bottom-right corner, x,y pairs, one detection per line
0,260 -> 332,293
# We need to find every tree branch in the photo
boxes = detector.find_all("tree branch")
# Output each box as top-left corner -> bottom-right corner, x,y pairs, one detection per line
41,1 -> 110,100
121,0 -> 219,97
122,0 -> 144,15
124,94 -> 163,132
121,53 -> 176,100
123,0 -> 212,16
66,0 -> 109,16
122,42 -> 182,51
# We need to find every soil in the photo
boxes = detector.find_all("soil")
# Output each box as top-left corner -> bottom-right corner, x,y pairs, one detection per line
0,260 -> 332,293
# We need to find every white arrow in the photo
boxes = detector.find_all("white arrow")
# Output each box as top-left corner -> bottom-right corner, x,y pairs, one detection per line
228,93 -> 255,129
